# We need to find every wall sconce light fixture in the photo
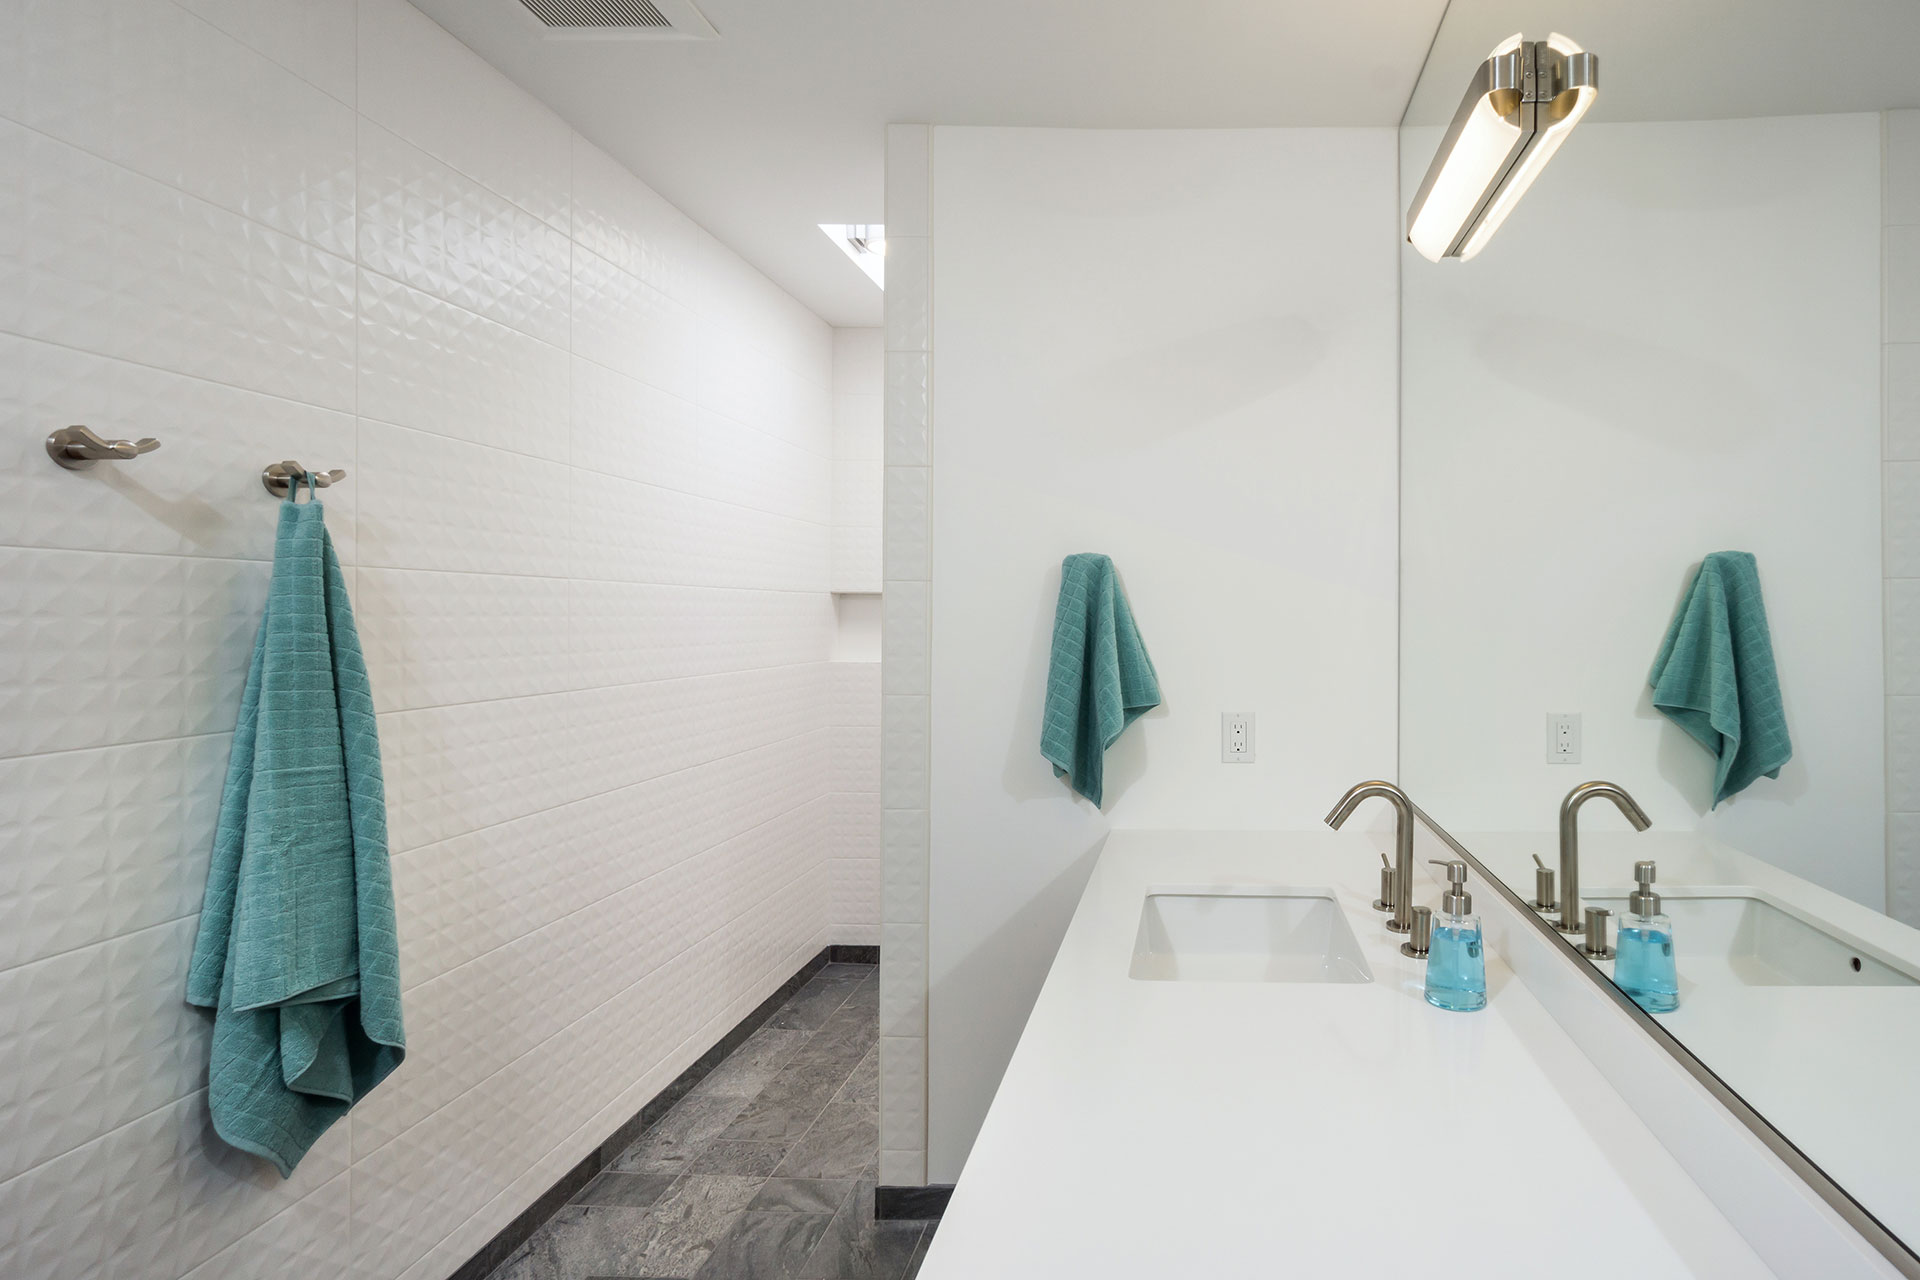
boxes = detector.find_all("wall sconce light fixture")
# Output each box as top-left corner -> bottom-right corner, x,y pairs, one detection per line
1406,33 -> 1598,262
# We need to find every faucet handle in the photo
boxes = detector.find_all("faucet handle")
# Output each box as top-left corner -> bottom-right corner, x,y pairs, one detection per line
1530,854 -> 1556,911
1372,852 -> 1395,914
1401,905 -> 1433,960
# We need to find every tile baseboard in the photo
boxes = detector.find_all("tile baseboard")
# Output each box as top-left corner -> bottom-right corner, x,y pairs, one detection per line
449,944 -> 870,1280
875,1183 -> 953,1221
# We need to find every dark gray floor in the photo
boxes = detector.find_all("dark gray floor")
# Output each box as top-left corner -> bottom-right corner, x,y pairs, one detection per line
490,962 -> 933,1280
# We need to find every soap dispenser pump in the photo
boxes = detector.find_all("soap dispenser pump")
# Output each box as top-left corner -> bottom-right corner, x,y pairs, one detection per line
1424,859 -> 1487,1013
1614,860 -> 1679,1013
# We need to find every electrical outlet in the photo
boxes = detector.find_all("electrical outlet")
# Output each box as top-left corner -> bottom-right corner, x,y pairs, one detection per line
1547,712 -> 1581,764
1222,712 -> 1255,763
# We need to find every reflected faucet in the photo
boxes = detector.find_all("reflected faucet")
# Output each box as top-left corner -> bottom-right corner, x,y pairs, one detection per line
1325,781 -> 1417,936
1556,781 -> 1652,937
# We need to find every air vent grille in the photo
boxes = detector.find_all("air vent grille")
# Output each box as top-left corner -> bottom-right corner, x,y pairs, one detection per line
519,0 -> 672,28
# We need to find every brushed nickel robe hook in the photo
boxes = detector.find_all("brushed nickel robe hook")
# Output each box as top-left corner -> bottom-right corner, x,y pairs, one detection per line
46,425 -> 160,470
262,460 -> 347,500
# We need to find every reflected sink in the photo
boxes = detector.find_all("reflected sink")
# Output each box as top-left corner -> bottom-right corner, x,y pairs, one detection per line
1585,890 -> 1918,988
1129,887 -> 1374,984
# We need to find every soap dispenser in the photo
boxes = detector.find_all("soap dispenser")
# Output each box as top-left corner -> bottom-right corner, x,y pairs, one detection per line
1614,860 -> 1679,1013
1424,859 -> 1487,1013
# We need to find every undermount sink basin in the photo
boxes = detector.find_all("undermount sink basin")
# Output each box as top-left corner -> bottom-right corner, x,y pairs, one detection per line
1584,889 -> 1918,988
1129,887 -> 1373,984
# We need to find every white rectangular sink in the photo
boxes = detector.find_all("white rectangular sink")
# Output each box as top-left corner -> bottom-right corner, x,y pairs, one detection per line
1585,889 -> 1918,988
1129,887 -> 1373,984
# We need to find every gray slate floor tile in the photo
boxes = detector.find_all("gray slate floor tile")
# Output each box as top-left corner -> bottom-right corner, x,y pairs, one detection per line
690,1027 -> 810,1099
764,973 -> 865,1031
721,1057 -> 859,1144
485,964 -> 886,1280
689,1139 -> 788,1178
797,1180 -> 925,1280
611,1092 -> 754,1173
831,1046 -> 878,1114
748,1178 -> 854,1217
692,1210 -> 836,1280
570,1170 -> 680,1209
775,1102 -> 878,1181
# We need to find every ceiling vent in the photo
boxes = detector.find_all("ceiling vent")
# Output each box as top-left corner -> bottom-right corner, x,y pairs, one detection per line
513,0 -> 718,40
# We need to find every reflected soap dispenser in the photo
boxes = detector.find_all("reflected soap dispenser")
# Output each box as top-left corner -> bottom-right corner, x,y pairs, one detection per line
1424,859 -> 1487,1013
1615,860 -> 1679,1013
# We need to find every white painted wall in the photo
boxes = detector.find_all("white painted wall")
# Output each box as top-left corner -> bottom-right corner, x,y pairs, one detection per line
1399,113 -> 1886,908
1885,110 -> 1920,926
0,2 -> 847,1277
924,126 -> 1402,1180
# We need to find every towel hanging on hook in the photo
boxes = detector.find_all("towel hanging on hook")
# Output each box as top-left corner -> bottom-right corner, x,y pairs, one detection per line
263,460 -> 346,500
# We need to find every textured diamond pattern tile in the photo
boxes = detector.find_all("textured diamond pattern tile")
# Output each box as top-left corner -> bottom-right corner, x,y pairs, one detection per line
571,244 -> 697,399
572,358 -> 830,521
110,0 -> 357,254
571,136 -> 698,302
358,420 -> 572,577
883,237 -> 931,354
170,0 -> 357,105
358,271 -> 570,461
356,0 -> 571,232
357,120 -> 569,346
0,8 -> 853,1280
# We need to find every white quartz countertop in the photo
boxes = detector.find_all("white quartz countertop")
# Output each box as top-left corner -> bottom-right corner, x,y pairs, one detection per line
916,830 -> 1776,1279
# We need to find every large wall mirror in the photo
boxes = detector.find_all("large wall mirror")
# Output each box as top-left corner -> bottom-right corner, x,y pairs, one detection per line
1399,0 -> 1920,1262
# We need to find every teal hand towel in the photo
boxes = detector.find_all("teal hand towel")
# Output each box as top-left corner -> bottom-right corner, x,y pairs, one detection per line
1649,551 -> 1792,807
1041,553 -> 1162,808
186,496 -> 404,1177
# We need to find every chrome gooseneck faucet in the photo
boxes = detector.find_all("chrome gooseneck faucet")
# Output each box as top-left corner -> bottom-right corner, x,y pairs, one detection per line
1325,781 -> 1417,935
1556,781 -> 1651,937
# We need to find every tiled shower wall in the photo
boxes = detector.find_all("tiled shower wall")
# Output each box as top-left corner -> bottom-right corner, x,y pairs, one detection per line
830,329 -> 884,943
878,123 -> 934,1187
1888,109 -> 1920,926
0,1 -> 856,1277
832,328 -> 883,592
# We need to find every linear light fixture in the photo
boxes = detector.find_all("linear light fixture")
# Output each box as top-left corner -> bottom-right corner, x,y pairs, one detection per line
819,224 -> 885,288
1406,33 -> 1598,262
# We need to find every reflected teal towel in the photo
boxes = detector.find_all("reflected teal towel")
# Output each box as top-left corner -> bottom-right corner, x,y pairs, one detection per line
1041,554 -> 1162,808
1649,551 -> 1792,807
186,496 -> 404,1177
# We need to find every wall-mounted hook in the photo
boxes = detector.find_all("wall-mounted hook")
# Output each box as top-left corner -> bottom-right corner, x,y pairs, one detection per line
262,460 -> 347,500
46,426 -> 160,471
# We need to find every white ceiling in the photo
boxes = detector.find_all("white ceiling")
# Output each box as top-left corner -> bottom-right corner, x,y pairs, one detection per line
408,0 -> 1452,327
1405,0 -> 1920,128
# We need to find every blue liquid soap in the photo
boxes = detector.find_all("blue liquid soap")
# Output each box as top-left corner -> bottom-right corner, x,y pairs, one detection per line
1424,860 -> 1488,1012
1425,919 -> 1488,1012
1614,915 -> 1679,1013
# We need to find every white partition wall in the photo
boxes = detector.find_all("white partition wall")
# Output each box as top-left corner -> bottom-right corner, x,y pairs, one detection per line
880,125 -> 1403,1184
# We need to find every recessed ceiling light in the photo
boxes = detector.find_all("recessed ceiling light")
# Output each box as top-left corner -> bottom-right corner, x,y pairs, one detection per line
820,224 -> 885,288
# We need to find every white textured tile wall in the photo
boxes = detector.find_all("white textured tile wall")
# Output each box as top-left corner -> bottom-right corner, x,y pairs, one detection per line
1890,110 -> 1920,925
829,326 -> 883,943
832,327 -> 884,592
0,3 -> 841,1278
879,123 -> 933,1186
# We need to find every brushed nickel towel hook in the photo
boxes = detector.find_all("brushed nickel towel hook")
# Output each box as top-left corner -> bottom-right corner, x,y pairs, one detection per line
46,425 -> 161,470
262,460 -> 347,500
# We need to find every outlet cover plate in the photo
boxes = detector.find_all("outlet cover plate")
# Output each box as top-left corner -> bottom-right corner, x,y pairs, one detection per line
1222,712 -> 1255,763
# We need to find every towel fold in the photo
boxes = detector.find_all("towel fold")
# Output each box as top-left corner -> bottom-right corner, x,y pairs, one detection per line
187,496 -> 404,1177
1041,553 -> 1162,808
1649,550 -> 1792,807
